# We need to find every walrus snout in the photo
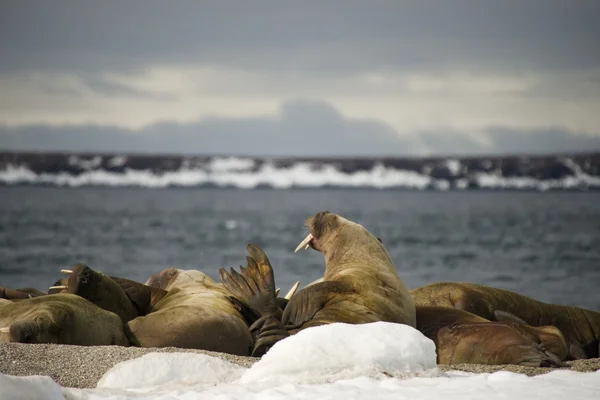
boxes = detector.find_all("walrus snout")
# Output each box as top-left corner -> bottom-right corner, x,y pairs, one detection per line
294,211 -> 340,253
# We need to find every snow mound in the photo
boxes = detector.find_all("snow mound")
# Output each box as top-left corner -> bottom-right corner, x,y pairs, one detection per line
240,321 -> 437,384
97,352 -> 245,390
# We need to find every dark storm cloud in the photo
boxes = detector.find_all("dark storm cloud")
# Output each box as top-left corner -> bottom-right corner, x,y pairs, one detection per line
1,99 -> 599,156
1,1 -> 599,74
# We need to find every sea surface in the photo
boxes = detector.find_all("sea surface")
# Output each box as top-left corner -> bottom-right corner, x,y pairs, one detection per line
1,187 -> 599,310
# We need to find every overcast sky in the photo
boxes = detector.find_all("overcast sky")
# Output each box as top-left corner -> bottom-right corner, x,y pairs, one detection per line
1,1 -> 599,156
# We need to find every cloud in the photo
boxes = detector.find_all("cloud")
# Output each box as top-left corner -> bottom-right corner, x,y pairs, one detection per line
1,1 -> 599,75
1,99 -> 599,156
1,1 -> 599,155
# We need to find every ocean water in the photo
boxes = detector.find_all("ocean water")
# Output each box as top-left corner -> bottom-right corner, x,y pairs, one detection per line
1,187 -> 599,310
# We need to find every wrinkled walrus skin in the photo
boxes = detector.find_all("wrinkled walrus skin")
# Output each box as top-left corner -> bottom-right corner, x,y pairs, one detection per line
411,282 -> 600,359
65,264 -> 141,323
125,276 -> 253,356
0,293 -> 128,346
284,211 -> 416,330
416,306 -> 565,366
220,211 -> 416,356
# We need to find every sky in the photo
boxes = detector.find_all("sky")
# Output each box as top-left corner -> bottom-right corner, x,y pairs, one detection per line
1,0 -> 600,157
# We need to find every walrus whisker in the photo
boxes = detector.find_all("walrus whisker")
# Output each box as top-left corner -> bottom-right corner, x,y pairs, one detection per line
0,327 -> 9,333
61,269 -> 73,274
284,281 -> 300,299
294,233 -> 314,253
49,285 -> 68,290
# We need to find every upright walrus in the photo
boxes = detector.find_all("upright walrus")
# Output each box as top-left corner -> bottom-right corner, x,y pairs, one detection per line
0,293 -> 128,346
220,211 -> 416,356
411,282 -> 600,359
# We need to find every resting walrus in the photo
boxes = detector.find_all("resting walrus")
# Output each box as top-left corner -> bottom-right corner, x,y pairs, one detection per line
411,282 -> 600,359
0,293 -> 128,346
220,211 -> 416,356
416,306 -> 565,366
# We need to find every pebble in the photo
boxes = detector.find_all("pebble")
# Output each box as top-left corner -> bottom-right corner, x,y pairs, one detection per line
1,343 -> 598,388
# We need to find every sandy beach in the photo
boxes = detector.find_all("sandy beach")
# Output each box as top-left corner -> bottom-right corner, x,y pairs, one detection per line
1,343 -> 599,388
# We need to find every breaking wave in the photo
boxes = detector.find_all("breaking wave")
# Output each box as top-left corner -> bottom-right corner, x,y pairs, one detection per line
1,153 -> 599,190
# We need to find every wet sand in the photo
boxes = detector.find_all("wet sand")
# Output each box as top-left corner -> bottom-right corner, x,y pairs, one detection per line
1,343 -> 598,388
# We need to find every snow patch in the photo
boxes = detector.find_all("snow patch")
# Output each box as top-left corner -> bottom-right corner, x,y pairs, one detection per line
0,373 -> 64,400
97,352 -> 245,390
240,322 -> 438,384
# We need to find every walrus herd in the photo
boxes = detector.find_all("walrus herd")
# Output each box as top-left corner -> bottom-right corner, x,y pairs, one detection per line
1,211 -> 599,368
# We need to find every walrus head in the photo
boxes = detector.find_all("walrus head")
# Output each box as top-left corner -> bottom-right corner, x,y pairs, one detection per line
63,263 -> 140,323
294,211 -> 395,280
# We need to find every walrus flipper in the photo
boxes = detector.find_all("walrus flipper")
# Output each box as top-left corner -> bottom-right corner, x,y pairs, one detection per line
249,315 -> 289,357
219,244 -> 279,318
227,296 -> 262,326
282,280 -> 354,330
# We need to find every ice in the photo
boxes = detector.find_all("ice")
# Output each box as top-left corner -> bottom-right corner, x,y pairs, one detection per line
97,352 -> 245,390
240,322 -> 437,384
445,159 -> 461,176
107,156 -> 127,168
2,157 -> 599,190
208,156 -> 256,172
1,321 -> 599,399
0,374 -> 64,400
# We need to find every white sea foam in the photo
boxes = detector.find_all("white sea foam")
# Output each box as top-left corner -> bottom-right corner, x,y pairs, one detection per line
1,156 -> 598,190
1,322 -> 600,400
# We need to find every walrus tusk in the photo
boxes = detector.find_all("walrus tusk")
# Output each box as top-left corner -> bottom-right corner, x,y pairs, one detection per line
49,285 -> 68,290
284,281 -> 300,299
294,233 -> 314,253
275,288 -> 280,296
61,269 -> 73,274
0,327 -> 9,333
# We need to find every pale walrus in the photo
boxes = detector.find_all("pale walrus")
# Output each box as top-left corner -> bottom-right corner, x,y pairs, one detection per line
0,293 -> 128,346
220,211 -> 416,356
416,306 -> 565,366
411,282 -> 600,359
125,268 -> 254,355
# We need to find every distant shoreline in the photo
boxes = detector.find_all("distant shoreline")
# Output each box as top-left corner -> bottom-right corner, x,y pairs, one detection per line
1,151 -> 599,191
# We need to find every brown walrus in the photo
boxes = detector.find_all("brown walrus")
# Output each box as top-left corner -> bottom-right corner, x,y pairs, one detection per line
57,263 -> 262,355
125,268 -> 255,355
416,306 -> 565,366
0,293 -> 128,346
144,268 -> 215,291
220,211 -> 416,356
62,264 -> 141,323
410,282 -> 599,359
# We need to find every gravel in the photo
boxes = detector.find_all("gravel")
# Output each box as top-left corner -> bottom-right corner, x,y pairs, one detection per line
1,343 -> 599,389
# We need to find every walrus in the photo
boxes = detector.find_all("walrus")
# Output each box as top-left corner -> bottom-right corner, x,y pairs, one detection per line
0,293 -> 128,346
0,287 -> 40,301
220,211 -> 416,356
58,263 -> 265,355
416,306 -> 565,366
125,267 -> 257,355
411,282 -> 600,359
145,268 -> 217,291
61,264 -> 141,323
